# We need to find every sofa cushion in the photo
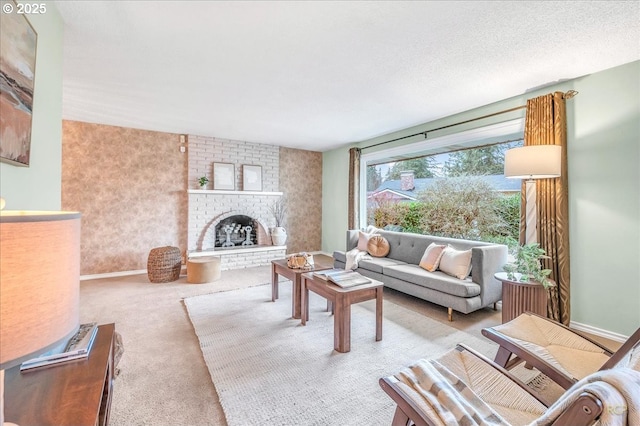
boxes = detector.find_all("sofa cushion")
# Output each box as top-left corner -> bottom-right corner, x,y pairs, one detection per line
368,235 -> 390,257
383,264 -> 480,298
419,242 -> 446,272
439,245 -> 473,280
358,257 -> 407,274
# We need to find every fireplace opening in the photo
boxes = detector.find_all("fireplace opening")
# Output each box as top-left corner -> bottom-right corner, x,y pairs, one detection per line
214,215 -> 258,249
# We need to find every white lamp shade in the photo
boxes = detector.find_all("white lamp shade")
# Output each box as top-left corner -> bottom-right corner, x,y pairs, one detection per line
0,211 -> 81,370
504,145 -> 562,179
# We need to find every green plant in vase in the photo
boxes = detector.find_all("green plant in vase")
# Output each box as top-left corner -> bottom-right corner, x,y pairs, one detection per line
198,176 -> 209,189
504,243 -> 554,289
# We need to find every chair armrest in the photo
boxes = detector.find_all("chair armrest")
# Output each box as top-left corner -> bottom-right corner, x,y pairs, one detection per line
600,327 -> 640,370
378,376 -> 438,426
549,393 -> 602,426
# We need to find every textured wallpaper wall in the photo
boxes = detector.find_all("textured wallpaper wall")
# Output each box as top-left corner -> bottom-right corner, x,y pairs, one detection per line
62,120 -> 323,275
279,147 -> 322,254
62,121 -> 188,275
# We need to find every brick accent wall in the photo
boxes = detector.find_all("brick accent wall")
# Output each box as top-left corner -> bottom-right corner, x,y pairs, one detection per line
187,135 -> 284,267
187,136 -> 323,268
188,136 -> 280,192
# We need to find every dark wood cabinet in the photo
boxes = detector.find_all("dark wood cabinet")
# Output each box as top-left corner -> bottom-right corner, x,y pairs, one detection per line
4,323 -> 116,426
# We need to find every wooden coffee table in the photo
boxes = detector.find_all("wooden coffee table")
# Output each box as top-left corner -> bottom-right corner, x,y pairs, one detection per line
300,272 -> 383,353
271,256 -> 334,319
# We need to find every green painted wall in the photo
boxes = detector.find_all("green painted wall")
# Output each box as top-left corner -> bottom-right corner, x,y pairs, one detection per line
322,61 -> 640,336
0,1 -> 63,210
568,62 -> 639,336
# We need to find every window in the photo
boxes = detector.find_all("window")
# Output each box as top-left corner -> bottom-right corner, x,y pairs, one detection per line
360,119 -> 524,248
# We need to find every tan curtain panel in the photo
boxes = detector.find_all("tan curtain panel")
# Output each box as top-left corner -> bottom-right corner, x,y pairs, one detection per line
522,92 -> 570,325
348,147 -> 361,230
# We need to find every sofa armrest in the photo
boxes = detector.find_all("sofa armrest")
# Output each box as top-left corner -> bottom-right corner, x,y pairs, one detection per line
471,244 -> 508,306
346,230 -> 359,251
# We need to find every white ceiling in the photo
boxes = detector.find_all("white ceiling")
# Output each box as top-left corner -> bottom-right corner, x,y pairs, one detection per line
55,1 -> 640,152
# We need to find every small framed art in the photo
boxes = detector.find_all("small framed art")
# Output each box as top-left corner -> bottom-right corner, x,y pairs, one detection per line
213,162 -> 235,190
243,165 -> 262,191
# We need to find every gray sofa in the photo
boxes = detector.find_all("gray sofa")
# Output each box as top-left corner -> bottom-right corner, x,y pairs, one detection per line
333,230 -> 508,321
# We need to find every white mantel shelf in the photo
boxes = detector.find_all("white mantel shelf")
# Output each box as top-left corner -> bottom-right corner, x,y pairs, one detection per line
188,190 -> 283,196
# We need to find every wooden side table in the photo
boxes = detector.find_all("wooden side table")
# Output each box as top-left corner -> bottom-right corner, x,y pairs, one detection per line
300,272 -> 383,353
495,272 -> 549,323
4,323 -> 116,426
271,256 -> 334,319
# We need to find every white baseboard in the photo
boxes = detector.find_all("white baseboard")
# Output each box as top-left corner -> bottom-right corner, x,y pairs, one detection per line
308,251 -> 333,256
80,252 -> 332,281
80,269 -> 148,281
570,321 -> 628,343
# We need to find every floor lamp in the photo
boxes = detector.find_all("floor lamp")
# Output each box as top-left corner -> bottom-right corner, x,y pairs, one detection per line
504,145 -> 562,244
0,210 -> 81,426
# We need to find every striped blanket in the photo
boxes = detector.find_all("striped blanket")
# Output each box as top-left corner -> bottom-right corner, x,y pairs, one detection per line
397,357 -> 640,426
530,368 -> 640,426
397,358 -> 510,425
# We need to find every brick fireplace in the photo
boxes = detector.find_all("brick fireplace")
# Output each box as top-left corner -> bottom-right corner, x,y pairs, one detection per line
187,135 -> 286,270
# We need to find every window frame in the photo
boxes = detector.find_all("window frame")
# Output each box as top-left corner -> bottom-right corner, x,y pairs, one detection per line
359,118 -> 525,229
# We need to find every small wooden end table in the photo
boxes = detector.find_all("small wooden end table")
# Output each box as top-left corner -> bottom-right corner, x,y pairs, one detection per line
5,323 -> 116,426
271,256 -> 334,319
495,272 -> 550,323
301,272 -> 383,353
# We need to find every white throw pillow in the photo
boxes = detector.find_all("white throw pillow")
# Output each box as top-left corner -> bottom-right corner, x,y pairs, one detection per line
419,243 -> 447,272
357,230 -> 377,251
439,245 -> 472,280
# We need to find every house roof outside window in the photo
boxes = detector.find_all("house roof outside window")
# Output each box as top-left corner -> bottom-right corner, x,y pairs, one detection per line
369,174 -> 522,202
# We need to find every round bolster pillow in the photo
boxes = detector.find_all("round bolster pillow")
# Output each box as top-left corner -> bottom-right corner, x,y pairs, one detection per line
367,235 -> 390,257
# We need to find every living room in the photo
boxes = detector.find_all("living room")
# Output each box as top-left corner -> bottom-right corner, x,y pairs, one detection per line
1,1 -> 639,425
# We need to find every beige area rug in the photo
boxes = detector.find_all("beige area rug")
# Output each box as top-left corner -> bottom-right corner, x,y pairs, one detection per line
184,283 -> 499,426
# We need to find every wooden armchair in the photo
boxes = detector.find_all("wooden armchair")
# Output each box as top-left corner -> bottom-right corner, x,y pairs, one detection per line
379,343 -> 640,426
481,312 -> 640,390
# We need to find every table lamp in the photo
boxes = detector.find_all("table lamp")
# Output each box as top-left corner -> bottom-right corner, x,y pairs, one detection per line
504,145 -> 562,243
0,210 -> 81,426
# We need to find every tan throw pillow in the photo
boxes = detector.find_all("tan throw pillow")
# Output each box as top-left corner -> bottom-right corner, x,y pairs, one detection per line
367,235 -> 390,257
439,245 -> 472,279
419,243 -> 447,272
357,231 -> 376,251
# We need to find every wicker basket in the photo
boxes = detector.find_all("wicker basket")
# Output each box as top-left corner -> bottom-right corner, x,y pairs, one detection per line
147,246 -> 182,283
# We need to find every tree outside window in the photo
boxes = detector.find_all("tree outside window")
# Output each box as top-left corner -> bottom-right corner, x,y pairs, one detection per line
366,140 -> 523,249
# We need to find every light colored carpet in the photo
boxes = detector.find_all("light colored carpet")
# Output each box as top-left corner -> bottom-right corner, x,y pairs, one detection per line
184,283 -> 498,426
81,262 -> 589,425
79,265 -> 274,426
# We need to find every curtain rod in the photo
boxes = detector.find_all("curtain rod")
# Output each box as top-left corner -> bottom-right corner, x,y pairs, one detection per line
361,90 -> 578,152
361,105 -> 526,151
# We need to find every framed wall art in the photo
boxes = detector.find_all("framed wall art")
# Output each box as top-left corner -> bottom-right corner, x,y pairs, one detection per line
0,1 -> 38,167
242,165 -> 262,191
213,162 -> 235,190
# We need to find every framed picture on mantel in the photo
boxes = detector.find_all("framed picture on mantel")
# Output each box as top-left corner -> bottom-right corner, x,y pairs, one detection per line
243,165 -> 262,191
213,162 -> 235,190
